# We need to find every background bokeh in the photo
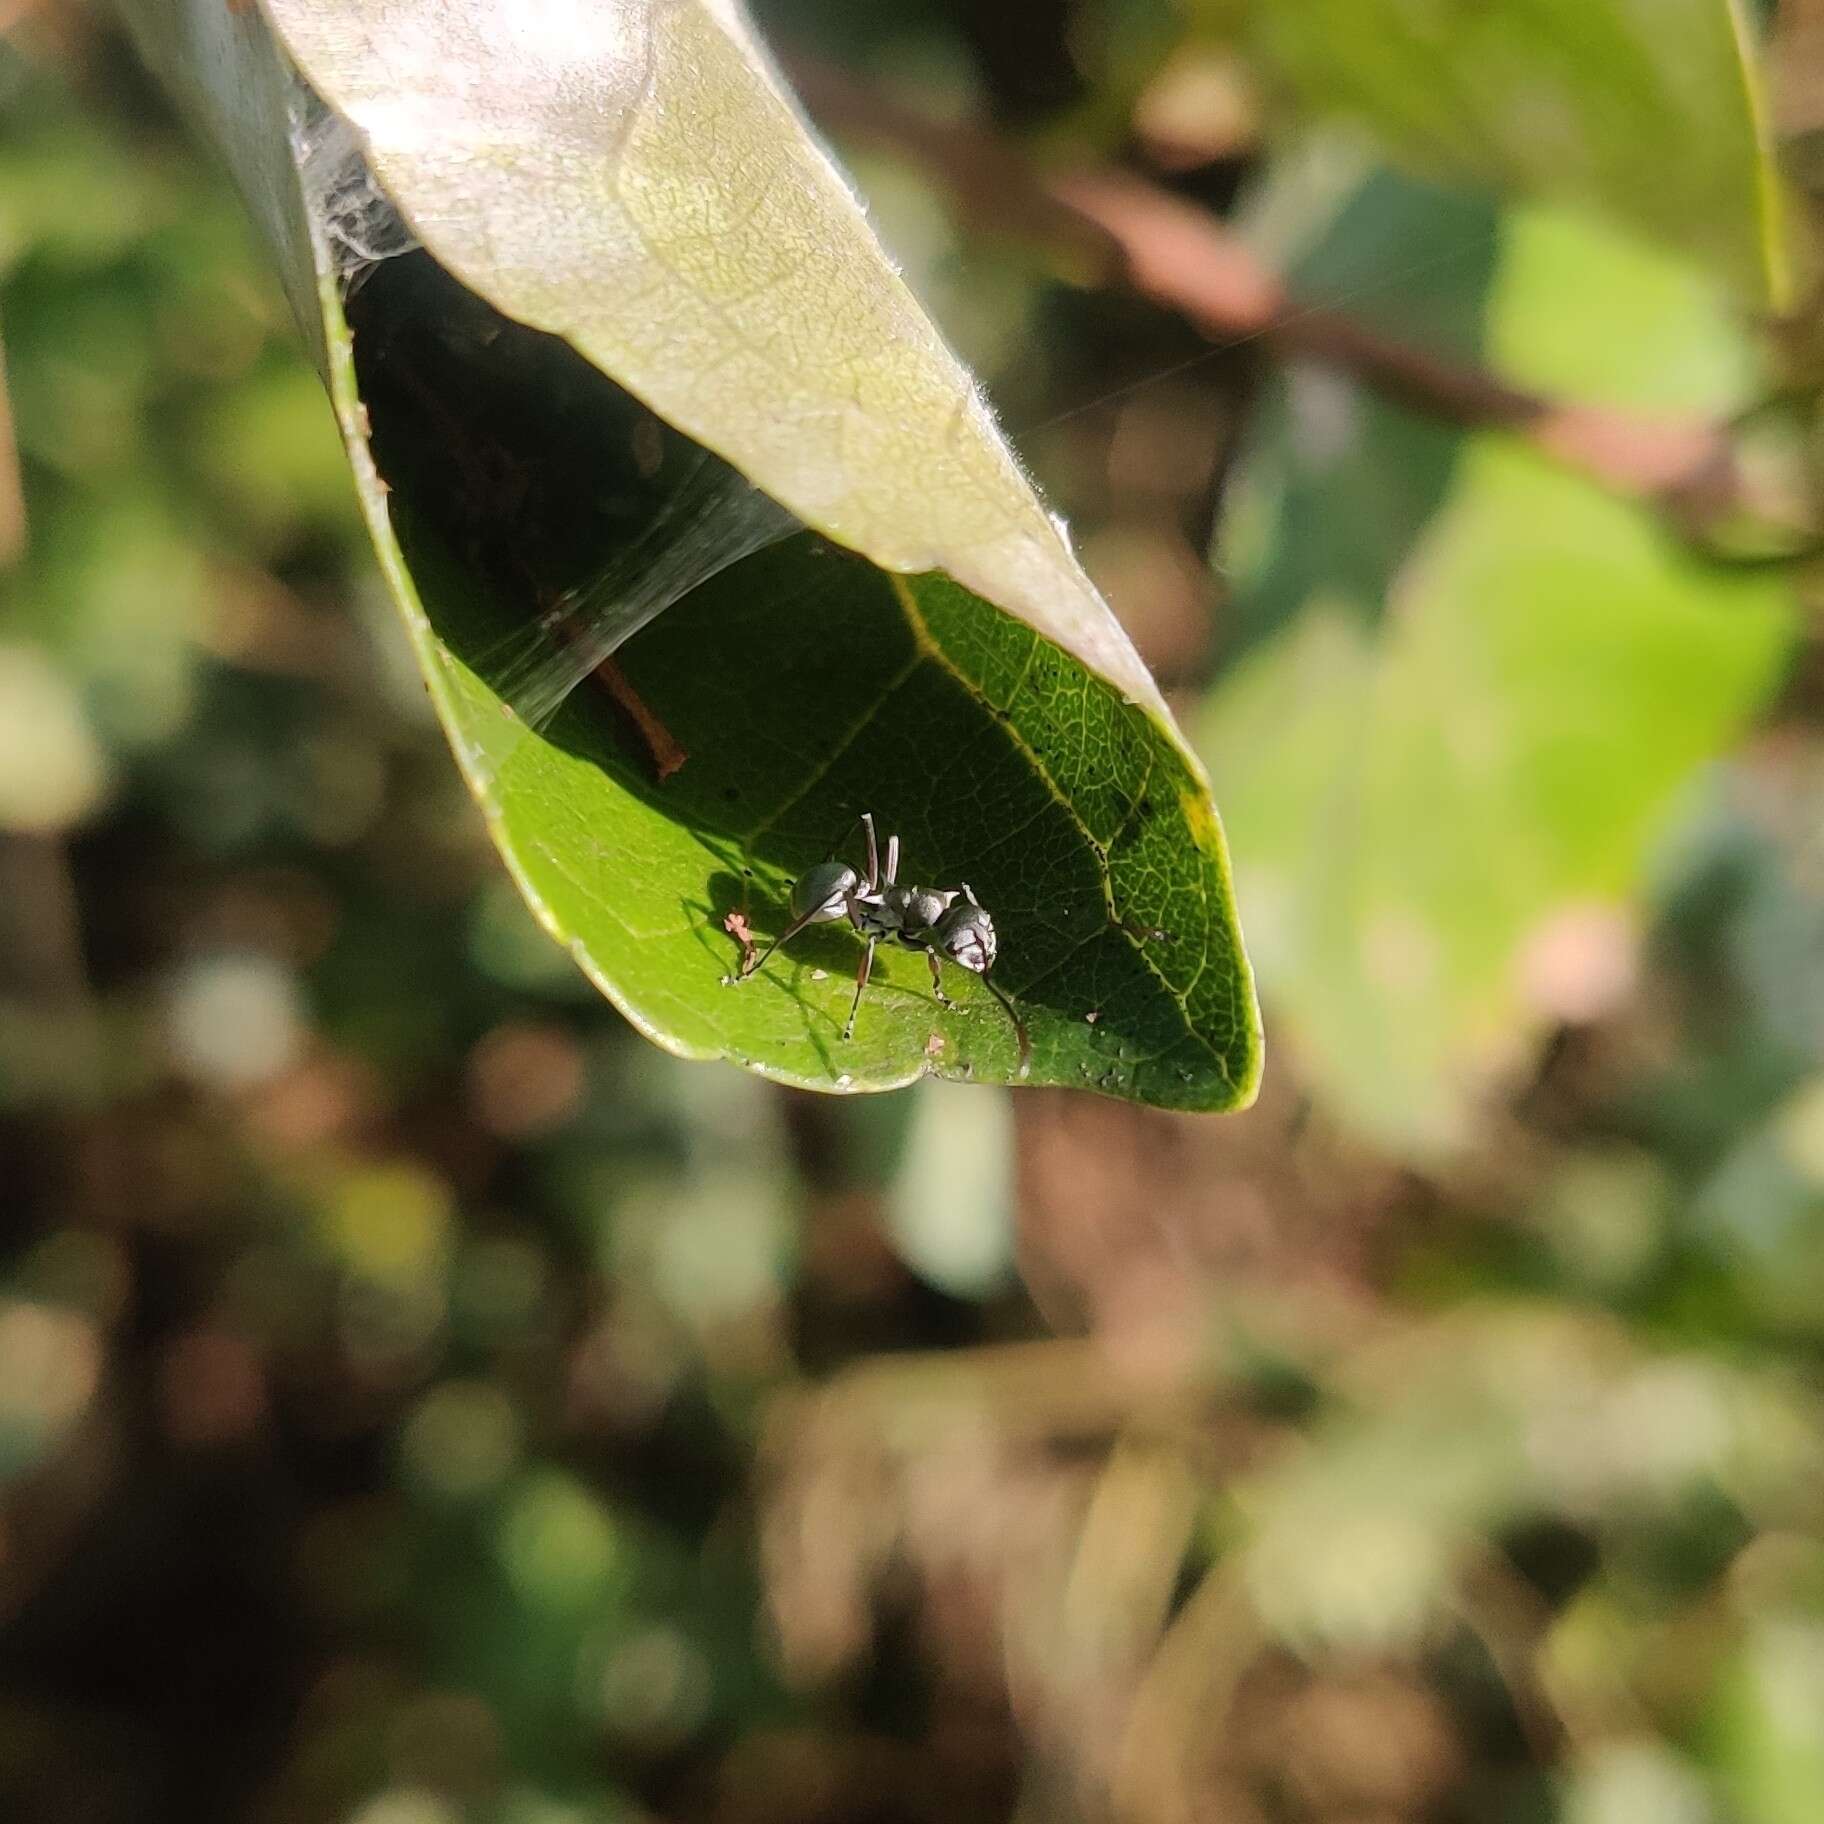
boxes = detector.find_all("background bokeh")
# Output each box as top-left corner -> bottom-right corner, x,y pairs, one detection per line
5,3 -> 1824,1822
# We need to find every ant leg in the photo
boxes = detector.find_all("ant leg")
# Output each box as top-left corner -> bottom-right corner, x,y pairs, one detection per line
743,896 -> 846,979
859,812 -> 880,893
884,831 -> 900,887
842,937 -> 876,1039
925,949 -> 956,1009
804,814 -> 874,885
984,974 -> 1033,1079
741,810 -> 875,981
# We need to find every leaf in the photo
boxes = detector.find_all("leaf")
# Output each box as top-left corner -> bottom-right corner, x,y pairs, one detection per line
261,0 -> 1169,721
1201,173 -> 1794,1149
113,0 -> 1258,1108
1208,0 -> 1791,306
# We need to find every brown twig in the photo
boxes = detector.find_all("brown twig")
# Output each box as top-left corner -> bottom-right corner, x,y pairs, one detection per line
790,58 -> 1810,552
1056,173 -> 1749,525
787,59 -> 1120,275
590,657 -> 689,782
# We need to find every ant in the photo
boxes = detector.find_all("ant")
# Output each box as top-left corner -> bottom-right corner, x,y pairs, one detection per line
734,813 -> 1031,1076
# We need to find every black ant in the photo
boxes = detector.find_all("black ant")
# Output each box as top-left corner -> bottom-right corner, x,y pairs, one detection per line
734,813 -> 1030,1076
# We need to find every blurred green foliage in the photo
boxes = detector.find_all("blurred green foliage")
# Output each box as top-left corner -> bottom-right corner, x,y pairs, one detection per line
4,4 -> 1824,1824
1206,175 -> 1793,1145
1203,0 -> 1788,303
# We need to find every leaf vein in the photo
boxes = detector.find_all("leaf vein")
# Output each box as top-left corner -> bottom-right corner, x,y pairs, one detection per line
889,578 -> 1228,1071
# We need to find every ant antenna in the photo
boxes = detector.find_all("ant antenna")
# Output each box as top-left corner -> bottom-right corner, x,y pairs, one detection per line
984,974 -> 1031,1079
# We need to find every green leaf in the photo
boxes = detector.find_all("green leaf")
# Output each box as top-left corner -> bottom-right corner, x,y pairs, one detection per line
1210,0 -> 1790,306
113,0 -> 1258,1107
1201,175 -> 1794,1149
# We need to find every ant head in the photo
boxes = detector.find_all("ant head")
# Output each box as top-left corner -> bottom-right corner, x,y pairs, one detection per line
934,886 -> 996,975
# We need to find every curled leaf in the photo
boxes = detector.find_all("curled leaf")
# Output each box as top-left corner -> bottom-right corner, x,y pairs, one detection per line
115,0 -> 1261,1107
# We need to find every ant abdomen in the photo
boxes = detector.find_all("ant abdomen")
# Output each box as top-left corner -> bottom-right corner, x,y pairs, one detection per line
789,861 -> 859,925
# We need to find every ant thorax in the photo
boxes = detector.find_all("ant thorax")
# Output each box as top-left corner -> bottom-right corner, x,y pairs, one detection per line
854,883 -> 955,944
